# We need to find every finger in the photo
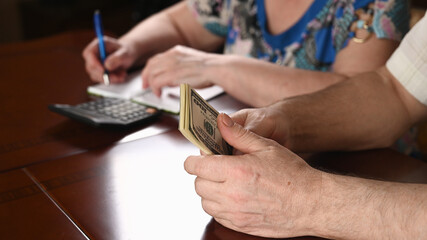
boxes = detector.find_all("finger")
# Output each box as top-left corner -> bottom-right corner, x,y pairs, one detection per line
214,216 -> 258,237
194,177 -> 223,201
213,217 -> 240,233
184,155 -> 231,182
83,39 -> 105,82
230,109 -> 250,127
104,47 -> 133,72
141,54 -> 169,95
217,113 -> 273,154
142,69 -> 149,89
149,70 -> 180,96
85,60 -> 104,83
107,69 -> 127,84
201,199 -> 228,220
142,53 -> 166,77
147,64 -> 205,96
103,36 -> 122,53
82,38 -> 104,68
82,38 -> 100,61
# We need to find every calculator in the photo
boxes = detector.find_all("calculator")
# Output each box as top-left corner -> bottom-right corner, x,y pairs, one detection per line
48,98 -> 161,128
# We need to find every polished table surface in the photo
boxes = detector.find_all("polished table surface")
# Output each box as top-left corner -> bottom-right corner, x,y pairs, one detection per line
1,31 -> 426,240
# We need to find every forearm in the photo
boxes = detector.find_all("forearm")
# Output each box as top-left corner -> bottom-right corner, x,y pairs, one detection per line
119,1 -> 223,67
312,172 -> 427,239
214,37 -> 399,108
212,56 -> 346,107
118,10 -> 185,66
276,68 -> 413,152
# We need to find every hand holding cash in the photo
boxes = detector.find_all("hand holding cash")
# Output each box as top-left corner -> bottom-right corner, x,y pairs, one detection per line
179,84 -> 233,155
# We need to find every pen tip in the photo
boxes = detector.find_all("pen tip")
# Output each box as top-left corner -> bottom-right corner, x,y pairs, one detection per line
95,9 -> 100,15
103,73 -> 110,86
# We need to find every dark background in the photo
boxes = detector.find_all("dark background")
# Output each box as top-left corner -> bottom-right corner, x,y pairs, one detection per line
0,0 -> 426,44
0,0 -> 179,43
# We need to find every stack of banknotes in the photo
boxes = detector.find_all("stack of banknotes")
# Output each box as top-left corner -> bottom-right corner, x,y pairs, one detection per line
179,84 -> 233,155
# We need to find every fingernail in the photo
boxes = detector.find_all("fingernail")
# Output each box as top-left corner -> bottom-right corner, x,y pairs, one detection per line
221,113 -> 234,127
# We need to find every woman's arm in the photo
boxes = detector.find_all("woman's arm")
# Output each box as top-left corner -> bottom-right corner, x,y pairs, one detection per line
118,1 -> 224,67
216,36 -> 399,107
83,1 -> 224,83
142,35 -> 399,107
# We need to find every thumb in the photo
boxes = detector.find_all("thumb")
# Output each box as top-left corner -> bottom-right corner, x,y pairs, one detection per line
217,113 -> 271,154
104,48 -> 133,71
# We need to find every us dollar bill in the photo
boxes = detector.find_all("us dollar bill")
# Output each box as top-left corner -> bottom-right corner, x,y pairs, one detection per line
179,84 -> 233,155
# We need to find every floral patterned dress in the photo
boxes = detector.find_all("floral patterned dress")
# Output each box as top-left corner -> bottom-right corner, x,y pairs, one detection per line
188,0 -> 409,70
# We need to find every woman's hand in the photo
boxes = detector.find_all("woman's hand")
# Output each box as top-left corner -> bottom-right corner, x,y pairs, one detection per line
82,36 -> 138,84
142,45 -> 224,97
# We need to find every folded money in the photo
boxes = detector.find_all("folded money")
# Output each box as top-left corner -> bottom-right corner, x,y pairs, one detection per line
179,84 -> 233,155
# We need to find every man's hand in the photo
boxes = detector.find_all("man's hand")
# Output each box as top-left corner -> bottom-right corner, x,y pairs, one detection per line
184,113 -> 321,238
231,104 -> 289,147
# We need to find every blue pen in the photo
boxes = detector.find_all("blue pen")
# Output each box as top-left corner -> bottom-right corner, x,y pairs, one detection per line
93,10 -> 110,85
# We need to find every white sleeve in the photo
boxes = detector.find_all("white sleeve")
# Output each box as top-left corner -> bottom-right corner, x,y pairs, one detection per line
386,11 -> 427,106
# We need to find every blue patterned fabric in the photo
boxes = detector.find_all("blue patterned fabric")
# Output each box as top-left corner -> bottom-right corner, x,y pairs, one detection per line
188,0 -> 410,70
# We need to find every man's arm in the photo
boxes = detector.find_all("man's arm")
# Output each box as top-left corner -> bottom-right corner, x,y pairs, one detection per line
280,66 -> 427,152
316,171 -> 427,239
232,66 -> 427,152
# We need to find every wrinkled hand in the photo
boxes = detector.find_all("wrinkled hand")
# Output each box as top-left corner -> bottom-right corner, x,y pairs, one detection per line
142,45 -> 223,97
231,104 -> 289,147
184,113 -> 321,238
82,36 -> 137,84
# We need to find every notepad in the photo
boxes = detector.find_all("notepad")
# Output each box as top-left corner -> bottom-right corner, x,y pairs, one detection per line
87,71 -> 224,115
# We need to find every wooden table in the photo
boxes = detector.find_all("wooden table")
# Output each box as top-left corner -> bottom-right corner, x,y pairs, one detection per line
1,31 -> 426,240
